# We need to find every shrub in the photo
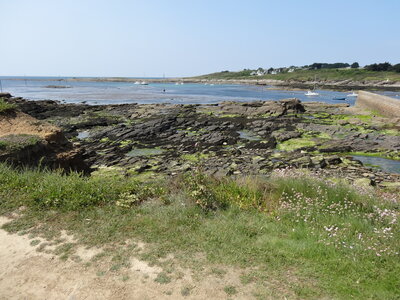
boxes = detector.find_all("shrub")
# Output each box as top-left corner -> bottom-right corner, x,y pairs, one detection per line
0,98 -> 16,113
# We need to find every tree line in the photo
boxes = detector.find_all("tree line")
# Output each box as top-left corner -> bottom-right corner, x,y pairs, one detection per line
227,61 -> 400,75
305,62 -> 399,72
364,62 -> 400,72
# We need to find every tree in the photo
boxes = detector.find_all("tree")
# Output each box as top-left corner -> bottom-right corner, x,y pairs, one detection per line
365,62 -> 392,71
310,63 -> 323,70
351,62 -> 359,69
392,64 -> 400,73
308,62 -> 350,70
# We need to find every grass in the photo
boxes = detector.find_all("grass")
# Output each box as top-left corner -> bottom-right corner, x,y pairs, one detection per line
0,134 -> 42,152
192,68 -> 400,82
154,272 -> 172,284
181,285 -> 194,296
0,164 -> 399,299
0,98 -> 17,113
224,285 -> 238,296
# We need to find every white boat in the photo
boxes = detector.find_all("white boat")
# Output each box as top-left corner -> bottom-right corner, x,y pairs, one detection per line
175,82 -> 180,85
347,91 -> 358,97
140,81 -> 148,85
305,90 -> 319,96
305,76 -> 319,96
134,81 -> 140,85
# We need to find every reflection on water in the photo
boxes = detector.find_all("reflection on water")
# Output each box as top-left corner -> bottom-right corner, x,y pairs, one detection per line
352,155 -> 400,174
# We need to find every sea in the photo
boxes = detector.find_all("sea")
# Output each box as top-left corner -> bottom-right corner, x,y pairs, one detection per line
1,76 -> 399,106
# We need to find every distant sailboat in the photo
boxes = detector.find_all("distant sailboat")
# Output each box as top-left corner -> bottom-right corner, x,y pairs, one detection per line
305,89 -> 319,96
347,91 -> 358,97
305,76 -> 319,96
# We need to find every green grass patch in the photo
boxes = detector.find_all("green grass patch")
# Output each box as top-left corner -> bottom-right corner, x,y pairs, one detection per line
154,272 -> 172,284
0,134 -> 42,152
0,98 -> 17,113
0,164 -> 399,299
223,285 -> 237,295
193,68 -> 400,82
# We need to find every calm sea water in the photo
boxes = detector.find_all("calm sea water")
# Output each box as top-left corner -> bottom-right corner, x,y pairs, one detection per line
1,77 -> 399,106
352,155 -> 400,174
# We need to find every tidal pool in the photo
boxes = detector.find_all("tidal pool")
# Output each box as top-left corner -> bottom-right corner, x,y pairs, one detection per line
126,148 -> 165,157
237,130 -> 261,141
77,131 -> 90,139
352,155 -> 400,174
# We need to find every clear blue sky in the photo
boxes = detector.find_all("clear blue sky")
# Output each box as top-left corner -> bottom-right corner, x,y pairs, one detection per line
0,0 -> 399,77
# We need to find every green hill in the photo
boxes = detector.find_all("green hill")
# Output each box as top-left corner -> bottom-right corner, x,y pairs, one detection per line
192,68 -> 400,82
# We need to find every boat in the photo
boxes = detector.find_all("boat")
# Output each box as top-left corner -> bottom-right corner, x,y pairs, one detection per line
140,81 -> 148,85
305,90 -> 319,96
134,81 -> 140,85
347,91 -> 358,97
332,97 -> 346,101
305,76 -> 319,96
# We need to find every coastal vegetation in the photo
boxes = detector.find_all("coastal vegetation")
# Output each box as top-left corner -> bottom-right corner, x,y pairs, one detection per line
364,62 -> 400,72
0,97 -> 17,113
0,163 -> 399,299
193,68 -> 400,82
1,93 -> 399,298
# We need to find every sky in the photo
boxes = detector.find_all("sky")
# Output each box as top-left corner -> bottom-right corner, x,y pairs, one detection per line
0,0 -> 399,77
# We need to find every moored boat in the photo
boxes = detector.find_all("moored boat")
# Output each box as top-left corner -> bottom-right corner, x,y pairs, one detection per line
305,90 -> 319,96
347,91 -> 358,97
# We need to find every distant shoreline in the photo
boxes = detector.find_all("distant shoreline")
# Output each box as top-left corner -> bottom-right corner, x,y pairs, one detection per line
2,76 -> 400,91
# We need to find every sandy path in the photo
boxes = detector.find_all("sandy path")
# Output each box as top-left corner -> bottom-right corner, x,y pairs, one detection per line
0,217 -> 256,300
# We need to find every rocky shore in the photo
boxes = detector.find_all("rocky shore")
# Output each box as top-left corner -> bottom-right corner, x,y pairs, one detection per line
1,93 -> 399,190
